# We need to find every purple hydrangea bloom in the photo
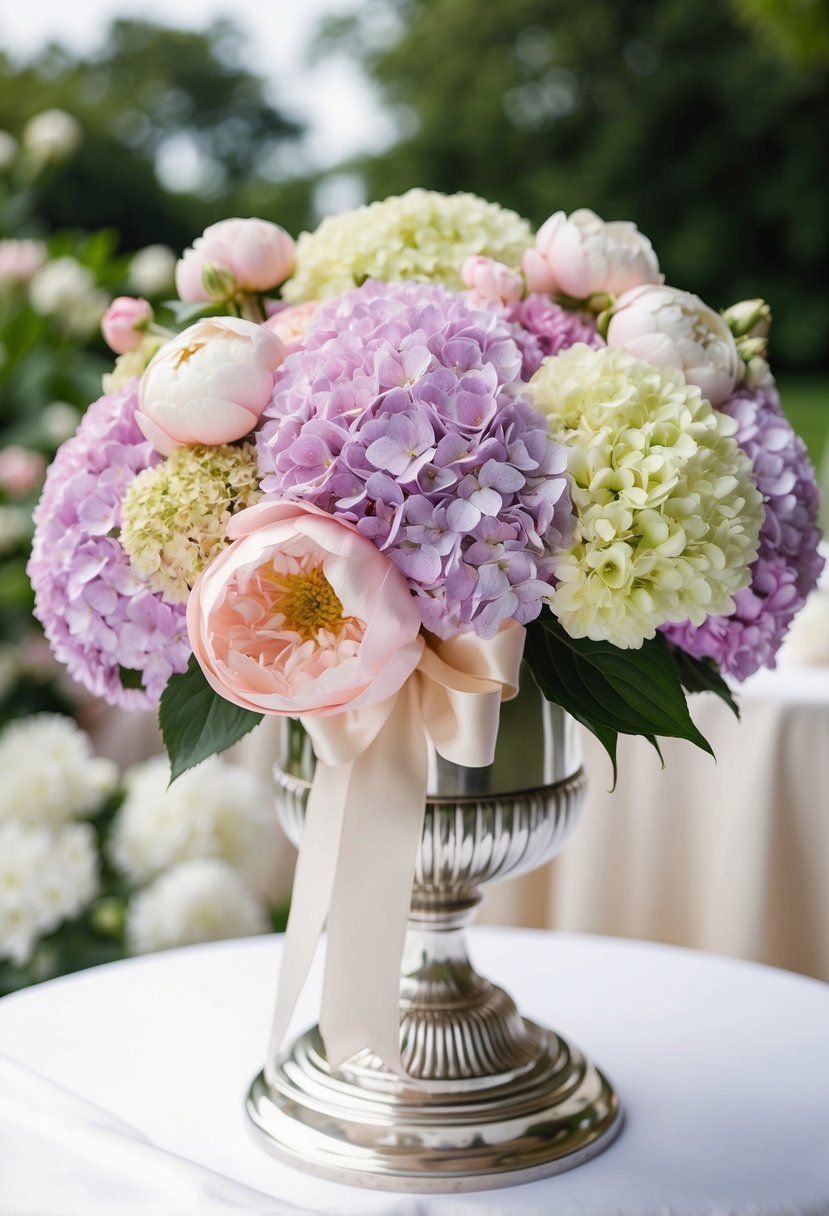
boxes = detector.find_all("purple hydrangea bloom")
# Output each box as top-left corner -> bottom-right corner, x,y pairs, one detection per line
505,294 -> 604,379
257,280 -> 572,638
28,382 -> 190,709
664,384 -> 824,680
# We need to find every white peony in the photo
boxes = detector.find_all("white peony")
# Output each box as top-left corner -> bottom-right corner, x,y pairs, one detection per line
0,822 -> 98,966
606,284 -> 742,407
128,244 -> 176,296
29,258 -> 100,323
126,859 -> 268,954
110,755 -> 277,893
522,208 -> 662,302
0,715 -> 117,827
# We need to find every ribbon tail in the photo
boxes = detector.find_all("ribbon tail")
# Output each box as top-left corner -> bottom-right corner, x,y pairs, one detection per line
264,759 -> 351,1086
320,680 -> 428,1074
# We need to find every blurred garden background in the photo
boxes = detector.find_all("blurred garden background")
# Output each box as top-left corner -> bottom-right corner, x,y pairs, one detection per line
1,0 -> 827,993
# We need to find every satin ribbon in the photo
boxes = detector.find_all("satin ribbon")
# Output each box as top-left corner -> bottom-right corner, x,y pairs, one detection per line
265,620 -> 525,1080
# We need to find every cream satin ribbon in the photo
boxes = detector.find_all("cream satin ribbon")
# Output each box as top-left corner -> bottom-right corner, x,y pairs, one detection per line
265,620 -> 525,1080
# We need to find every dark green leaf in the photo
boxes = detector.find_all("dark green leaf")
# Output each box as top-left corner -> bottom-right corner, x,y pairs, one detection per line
158,655 -> 263,783
668,646 -> 740,718
525,615 -> 715,780
118,666 -> 145,690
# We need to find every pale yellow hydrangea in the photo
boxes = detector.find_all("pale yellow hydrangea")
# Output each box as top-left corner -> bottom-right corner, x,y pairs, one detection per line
102,333 -> 165,394
527,344 -> 764,648
121,443 -> 261,604
283,188 -> 533,302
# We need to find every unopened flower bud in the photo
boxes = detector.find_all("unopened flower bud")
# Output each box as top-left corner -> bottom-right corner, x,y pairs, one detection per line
723,298 -> 771,341
201,262 -> 238,302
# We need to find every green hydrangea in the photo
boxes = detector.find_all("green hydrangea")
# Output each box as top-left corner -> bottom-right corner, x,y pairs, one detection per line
121,443 -> 261,604
527,344 -> 764,648
282,188 -> 533,302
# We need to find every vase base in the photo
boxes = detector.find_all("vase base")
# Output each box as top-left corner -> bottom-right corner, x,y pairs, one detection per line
246,1020 -> 622,1193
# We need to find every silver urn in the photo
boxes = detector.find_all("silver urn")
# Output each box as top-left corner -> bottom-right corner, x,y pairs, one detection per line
247,677 -> 622,1190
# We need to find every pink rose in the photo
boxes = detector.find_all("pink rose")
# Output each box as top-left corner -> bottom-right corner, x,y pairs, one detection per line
0,446 -> 46,497
263,300 -> 320,350
136,316 -> 285,456
101,296 -> 153,354
175,218 -> 296,303
187,499 -> 424,716
607,284 -> 741,407
461,256 -> 524,305
522,209 -> 661,302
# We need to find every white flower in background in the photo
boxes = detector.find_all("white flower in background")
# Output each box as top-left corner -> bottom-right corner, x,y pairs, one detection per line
29,257 -> 94,315
0,506 -> 28,555
0,822 -> 98,966
40,401 -> 81,445
0,715 -> 117,827
129,244 -> 176,296
522,208 -> 662,302
0,130 -> 18,171
111,755 -> 276,892
606,284 -> 742,407
126,858 -> 268,954
22,109 -> 82,163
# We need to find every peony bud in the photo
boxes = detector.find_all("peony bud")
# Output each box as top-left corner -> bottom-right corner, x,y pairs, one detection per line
101,297 -> 153,354
136,316 -> 285,455
175,217 -> 296,303
723,299 -> 771,341
522,209 -> 662,303
461,255 -> 525,304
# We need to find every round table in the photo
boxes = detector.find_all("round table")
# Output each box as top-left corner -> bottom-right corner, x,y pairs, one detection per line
1,929 -> 828,1215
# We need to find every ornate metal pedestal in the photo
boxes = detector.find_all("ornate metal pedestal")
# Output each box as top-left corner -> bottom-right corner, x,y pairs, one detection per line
247,684 -> 622,1191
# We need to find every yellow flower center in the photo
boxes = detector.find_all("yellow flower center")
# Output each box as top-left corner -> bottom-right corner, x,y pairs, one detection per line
268,564 -> 351,640
173,341 -> 205,369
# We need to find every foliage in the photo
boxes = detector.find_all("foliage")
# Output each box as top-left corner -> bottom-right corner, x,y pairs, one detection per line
314,0 -> 829,372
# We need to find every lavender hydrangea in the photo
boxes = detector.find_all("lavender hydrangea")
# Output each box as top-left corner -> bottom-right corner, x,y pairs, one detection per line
505,294 -> 604,379
28,382 -> 190,709
257,280 -> 572,638
664,384 -> 824,679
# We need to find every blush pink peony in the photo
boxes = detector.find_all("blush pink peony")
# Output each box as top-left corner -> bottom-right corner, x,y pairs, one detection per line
136,316 -> 285,456
175,218 -> 296,303
101,296 -> 152,354
187,499 -> 424,717
522,209 -> 661,302
263,300 -> 320,351
461,256 -> 524,305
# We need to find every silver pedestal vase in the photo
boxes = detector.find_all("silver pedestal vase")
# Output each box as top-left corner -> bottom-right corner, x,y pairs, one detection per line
247,678 -> 622,1191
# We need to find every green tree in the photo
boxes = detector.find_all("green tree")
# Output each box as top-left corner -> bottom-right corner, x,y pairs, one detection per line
316,0 -> 829,370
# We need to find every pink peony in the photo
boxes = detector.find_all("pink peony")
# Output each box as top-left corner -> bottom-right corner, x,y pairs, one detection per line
0,446 -> 46,497
461,256 -> 524,305
101,296 -> 153,355
263,301 -> 320,351
136,316 -> 285,456
607,284 -> 741,407
0,239 -> 47,286
522,209 -> 661,302
187,499 -> 424,717
175,218 -> 296,303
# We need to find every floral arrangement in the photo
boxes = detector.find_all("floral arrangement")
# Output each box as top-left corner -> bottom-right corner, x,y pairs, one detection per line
0,714 -> 281,993
28,193 -> 823,783
25,192 -> 824,1063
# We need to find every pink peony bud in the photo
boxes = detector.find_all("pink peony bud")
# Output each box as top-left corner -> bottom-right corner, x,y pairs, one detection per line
101,297 -> 153,354
0,446 -> 46,497
175,218 -> 296,303
136,316 -> 285,455
522,209 -> 661,303
461,256 -> 524,305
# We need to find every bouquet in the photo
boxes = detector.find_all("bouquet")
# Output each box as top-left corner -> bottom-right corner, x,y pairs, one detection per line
28,191 -> 824,1065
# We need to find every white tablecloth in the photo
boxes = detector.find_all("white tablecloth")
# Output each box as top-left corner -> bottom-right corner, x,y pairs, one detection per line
1,930 -> 828,1215
483,665 -> 829,981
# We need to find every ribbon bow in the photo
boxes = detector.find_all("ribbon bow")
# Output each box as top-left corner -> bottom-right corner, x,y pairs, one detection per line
265,620 -> 525,1079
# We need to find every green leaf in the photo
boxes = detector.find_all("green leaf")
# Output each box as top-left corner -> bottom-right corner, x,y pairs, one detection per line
667,645 -> 740,718
158,655 -> 263,783
118,666 -> 145,690
525,615 -> 715,781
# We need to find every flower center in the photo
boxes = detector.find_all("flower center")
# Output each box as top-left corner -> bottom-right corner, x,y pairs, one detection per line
268,564 -> 351,640
173,341 -> 205,369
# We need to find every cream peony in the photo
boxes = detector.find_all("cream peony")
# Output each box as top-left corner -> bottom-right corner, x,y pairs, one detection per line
135,316 -> 284,455
126,859 -> 268,954
175,218 -> 296,302
606,284 -> 742,407
187,499 -> 424,717
527,344 -> 764,648
522,208 -> 661,302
